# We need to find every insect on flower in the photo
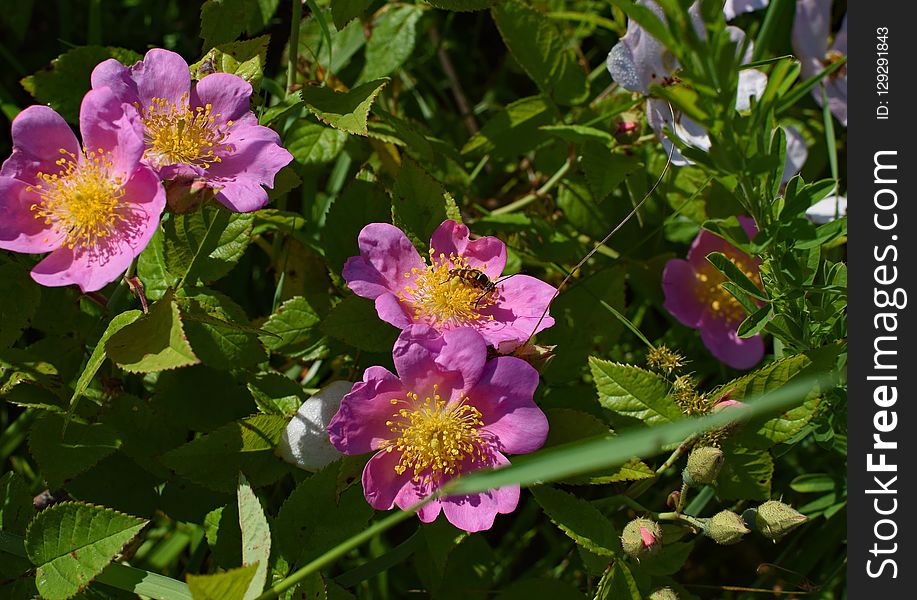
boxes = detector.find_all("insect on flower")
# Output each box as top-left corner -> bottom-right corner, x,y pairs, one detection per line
448,267 -> 520,309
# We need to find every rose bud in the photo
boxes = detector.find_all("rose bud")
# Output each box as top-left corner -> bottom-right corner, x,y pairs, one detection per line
621,518 -> 662,560
682,446 -> 725,487
704,510 -> 750,545
749,500 -> 808,542
614,120 -> 640,144
648,588 -> 679,600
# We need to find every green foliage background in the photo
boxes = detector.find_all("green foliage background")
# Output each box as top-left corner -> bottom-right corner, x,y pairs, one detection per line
1,1 -> 847,599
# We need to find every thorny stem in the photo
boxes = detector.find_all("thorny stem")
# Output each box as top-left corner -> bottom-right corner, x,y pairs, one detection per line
675,481 -> 690,514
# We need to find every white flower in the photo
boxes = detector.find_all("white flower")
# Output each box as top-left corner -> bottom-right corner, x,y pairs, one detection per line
724,0 -> 769,21
806,194 -> 846,224
277,380 -> 353,471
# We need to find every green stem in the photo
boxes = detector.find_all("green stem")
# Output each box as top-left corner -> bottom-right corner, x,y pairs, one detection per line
287,0 -> 303,95
0,410 -> 36,467
657,511 -> 706,531
490,160 -> 571,216
255,498 -> 434,599
675,481 -> 690,514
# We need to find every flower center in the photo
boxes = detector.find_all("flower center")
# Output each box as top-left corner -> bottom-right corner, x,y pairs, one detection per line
139,93 -> 232,168
822,50 -> 847,79
693,254 -> 762,325
27,148 -> 126,249
398,252 -> 497,328
381,386 -> 486,483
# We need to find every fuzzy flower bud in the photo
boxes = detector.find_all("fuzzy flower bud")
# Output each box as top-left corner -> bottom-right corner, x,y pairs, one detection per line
620,518 -> 662,560
683,446 -> 725,487
648,588 -> 679,600
750,500 -> 808,542
614,120 -> 640,144
705,510 -> 750,545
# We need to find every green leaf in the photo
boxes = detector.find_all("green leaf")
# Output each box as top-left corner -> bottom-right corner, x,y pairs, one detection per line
790,473 -> 835,494
191,35 -> 270,91
180,289 -> 267,370
531,486 -> 619,556
300,79 -> 389,135
285,119 -> 349,165
237,474 -> 270,600
247,372 -> 306,416
187,565 -> 259,600
106,293 -> 199,373
0,262 -> 41,348
29,413 -> 121,489
200,0 -> 256,49
726,345 -> 842,448
589,359 -> 682,426
20,46 -> 141,123
161,415 -> 290,493
0,473 -> 35,537
24,502 -> 148,600
359,6 -> 423,82
706,252 -> 767,301
164,204 -> 254,286
391,158 -> 462,247
323,178 -> 393,272
581,147 -> 641,201
426,0 -> 493,10
331,0 -> 374,29
461,96 -> 557,157
69,310 -> 143,411
491,0 -> 588,106
320,296 -> 399,353
716,448 -> 773,501
274,462 -> 373,566
594,561 -> 640,600
541,124 -> 616,147
737,303 -> 774,339
137,228 -> 178,301
260,296 -> 323,357
203,505 -> 241,570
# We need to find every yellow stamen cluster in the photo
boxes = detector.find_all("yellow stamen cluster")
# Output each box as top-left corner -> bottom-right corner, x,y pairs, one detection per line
693,254 -> 761,325
139,93 -> 232,168
646,346 -> 686,375
823,49 -> 847,80
27,148 -> 125,249
397,251 -> 497,328
381,386 -> 486,483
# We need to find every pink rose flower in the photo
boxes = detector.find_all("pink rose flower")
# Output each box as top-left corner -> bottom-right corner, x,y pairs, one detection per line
327,325 -> 549,532
0,88 -> 165,292
662,216 -> 764,369
343,220 -> 557,352
90,49 -> 293,212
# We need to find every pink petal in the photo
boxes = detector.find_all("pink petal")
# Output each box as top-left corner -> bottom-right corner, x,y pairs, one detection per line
205,118 -> 293,189
90,59 -> 140,105
362,450 -> 409,510
639,526 -> 657,547
0,178 -> 63,253
440,451 -> 519,532
79,87 -> 145,180
393,476 -> 443,522
662,259 -> 705,328
375,293 -> 413,329
212,177 -> 269,212
699,318 -> 765,370
392,326 -> 487,397
471,356 -> 547,455
135,49 -> 191,107
30,165 -> 165,292
429,220 -> 507,280
191,73 -> 254,123
1,106 -> 80,184
327,366 -> 405,455
344,223 -> 425,301
476,274 -> 557,349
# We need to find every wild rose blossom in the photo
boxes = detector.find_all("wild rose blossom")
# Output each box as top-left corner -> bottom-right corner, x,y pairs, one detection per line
327,325 -> 549,532
343,220 -> 557,352
662,216 -> 764,369
90,49 -> 293,212
607,1 -> 767,165
792,0 -> 847,127
0,88 -> 165,292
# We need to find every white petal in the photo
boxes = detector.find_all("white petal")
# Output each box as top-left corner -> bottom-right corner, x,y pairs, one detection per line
781,125 -> 808,184
806,195 -> 847,224
736,69 -> 767,111
277,380 -> 354,471
724,0 -> 769,21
